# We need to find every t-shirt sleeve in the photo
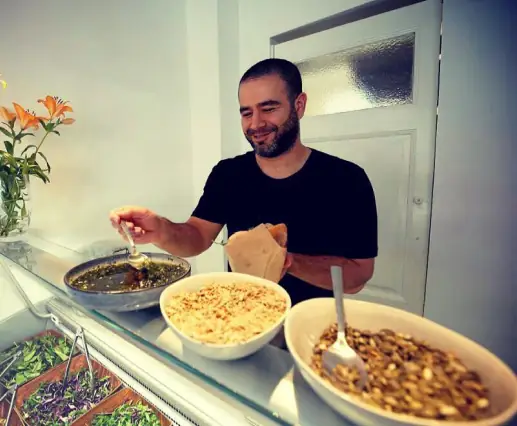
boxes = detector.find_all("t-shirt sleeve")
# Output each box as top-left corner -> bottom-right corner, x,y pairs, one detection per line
334,166 -> 378,259
191,162 -> 228,225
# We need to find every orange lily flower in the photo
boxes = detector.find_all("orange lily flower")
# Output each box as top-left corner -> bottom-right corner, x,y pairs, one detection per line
37,95 -> 73,119
0,106 -> 16,122
60,118 -> 75,125
13,103 -> 40,130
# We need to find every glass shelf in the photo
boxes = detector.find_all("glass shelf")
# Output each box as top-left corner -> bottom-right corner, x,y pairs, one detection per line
0,234 -> 348,426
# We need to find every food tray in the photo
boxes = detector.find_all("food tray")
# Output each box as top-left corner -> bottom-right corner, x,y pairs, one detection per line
15,354 -> 122,425
73,387 -> 172,426
0,329 -> 78,388
0,400 -> 24,426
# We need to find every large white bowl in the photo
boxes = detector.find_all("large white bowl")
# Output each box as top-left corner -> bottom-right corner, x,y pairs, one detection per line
159,272 -> 291,361
285,298 -> 517,426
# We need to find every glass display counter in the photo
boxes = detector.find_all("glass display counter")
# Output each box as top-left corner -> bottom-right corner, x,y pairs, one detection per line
0,234 -> 347,426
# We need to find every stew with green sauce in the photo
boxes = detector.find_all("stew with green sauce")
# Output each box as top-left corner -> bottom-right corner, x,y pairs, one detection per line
70,260 -> 187,292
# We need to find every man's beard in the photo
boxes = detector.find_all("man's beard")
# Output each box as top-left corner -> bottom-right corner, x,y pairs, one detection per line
245,108 -> 299,158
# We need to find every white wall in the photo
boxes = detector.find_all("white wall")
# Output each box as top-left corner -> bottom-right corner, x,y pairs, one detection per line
185,0 -> 224,274
184,0 -> 241,274
425,0 -> 517,371
0,0 -> 194,255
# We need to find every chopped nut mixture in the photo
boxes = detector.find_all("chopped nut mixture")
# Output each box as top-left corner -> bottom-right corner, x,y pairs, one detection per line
311,324 -> 491,421
165,282 -> 287,344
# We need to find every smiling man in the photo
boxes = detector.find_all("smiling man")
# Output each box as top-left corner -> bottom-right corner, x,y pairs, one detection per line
110,58 -> 378,306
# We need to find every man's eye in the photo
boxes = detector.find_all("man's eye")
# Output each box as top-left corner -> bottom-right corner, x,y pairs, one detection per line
263,108 -> 275,113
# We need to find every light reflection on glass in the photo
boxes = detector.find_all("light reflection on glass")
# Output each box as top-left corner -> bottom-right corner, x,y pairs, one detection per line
297,33 -> 415,116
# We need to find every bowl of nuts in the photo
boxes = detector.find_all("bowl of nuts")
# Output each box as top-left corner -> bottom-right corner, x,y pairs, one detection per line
284,298 -> 517,426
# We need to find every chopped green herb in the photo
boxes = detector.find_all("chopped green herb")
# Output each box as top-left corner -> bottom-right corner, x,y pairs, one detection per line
21,368 -> 112,426
92,400 -> 162,426
0,334 -> 74,388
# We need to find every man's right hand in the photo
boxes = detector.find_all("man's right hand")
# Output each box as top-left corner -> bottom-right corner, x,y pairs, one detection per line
109,206 -> 162,245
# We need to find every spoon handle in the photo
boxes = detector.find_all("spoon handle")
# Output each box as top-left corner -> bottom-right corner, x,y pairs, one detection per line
331,265 -> 347,340
120,221 -> 137,254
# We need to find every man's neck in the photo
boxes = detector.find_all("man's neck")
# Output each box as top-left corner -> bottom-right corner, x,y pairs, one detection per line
255,141 -> 312,179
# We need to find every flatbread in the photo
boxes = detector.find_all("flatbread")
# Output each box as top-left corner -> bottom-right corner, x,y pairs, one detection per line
225,223 -> 288,283
265,223 -> 288,247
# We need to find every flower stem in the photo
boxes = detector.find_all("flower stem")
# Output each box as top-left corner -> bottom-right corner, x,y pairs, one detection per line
35,130 -> 51,154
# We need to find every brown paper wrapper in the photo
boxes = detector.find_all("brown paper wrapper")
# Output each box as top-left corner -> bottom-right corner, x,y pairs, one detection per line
0,329 -> 79,389
73,387 -> 172,426
15,354 -> 122,424
0,400 -> 24,426
225,223 -> 287,283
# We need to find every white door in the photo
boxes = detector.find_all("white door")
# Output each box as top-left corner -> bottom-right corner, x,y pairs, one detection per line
273,0 -> 441,315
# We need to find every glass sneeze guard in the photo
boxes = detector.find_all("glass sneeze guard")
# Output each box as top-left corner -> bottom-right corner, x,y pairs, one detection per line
0,234 -> 348,426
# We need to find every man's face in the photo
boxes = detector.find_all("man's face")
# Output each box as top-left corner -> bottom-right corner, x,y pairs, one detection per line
238,74 -> 305,158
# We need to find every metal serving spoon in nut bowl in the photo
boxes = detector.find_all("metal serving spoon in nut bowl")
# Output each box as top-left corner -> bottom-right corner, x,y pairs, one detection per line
119,221 -> 149,270
323,265 -> 368,391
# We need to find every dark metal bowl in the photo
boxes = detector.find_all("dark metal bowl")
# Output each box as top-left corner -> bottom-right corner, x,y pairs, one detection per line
63,252 -> 191,312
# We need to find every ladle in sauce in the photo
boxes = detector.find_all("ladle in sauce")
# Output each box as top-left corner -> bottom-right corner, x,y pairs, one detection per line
119,221 -> 149,270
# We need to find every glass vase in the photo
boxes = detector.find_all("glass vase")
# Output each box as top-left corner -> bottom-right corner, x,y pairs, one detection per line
0,174 -> 31,242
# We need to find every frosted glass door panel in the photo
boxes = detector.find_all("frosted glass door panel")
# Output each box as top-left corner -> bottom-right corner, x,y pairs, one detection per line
299,33 -> 415,116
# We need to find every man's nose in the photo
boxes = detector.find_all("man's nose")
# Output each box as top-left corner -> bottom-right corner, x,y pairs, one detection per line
250,112 -> 266,130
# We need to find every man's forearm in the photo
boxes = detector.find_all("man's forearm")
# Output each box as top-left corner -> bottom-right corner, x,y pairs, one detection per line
288,253 -> 373,293
154,217 -> 207,257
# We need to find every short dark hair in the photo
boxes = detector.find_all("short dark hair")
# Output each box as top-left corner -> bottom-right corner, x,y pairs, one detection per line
239,58 -> 303,104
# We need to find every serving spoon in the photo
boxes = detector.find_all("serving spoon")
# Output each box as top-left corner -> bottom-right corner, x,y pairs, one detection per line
322,265 -> 368,391
119,221 -> 149,270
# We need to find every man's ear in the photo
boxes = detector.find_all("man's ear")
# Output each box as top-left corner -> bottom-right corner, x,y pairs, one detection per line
295,92 -> 307,119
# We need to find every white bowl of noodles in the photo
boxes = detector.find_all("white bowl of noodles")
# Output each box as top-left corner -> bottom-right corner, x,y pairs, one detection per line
159,272 -> 291,361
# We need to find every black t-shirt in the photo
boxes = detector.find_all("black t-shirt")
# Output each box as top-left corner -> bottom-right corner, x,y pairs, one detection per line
192,149 -> 378,306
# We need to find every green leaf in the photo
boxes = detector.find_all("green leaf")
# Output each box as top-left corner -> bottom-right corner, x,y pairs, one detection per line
3,140 -> 14,154
0,127 -> 13,138
38,119 -> 48,131
27,166 -> 50,183
36,151 -> 51,173
53,130 -> 61,136
20,144 -> 38,156
15,372 -> 27,385
0,151 -> 18,168
14,132 -> 35,141
53,347 -> 68,361
23,347 -> 37,362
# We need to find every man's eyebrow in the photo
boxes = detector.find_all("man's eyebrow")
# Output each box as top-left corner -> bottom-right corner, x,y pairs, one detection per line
258,100 -> 281,108
239,100 -> 281,113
